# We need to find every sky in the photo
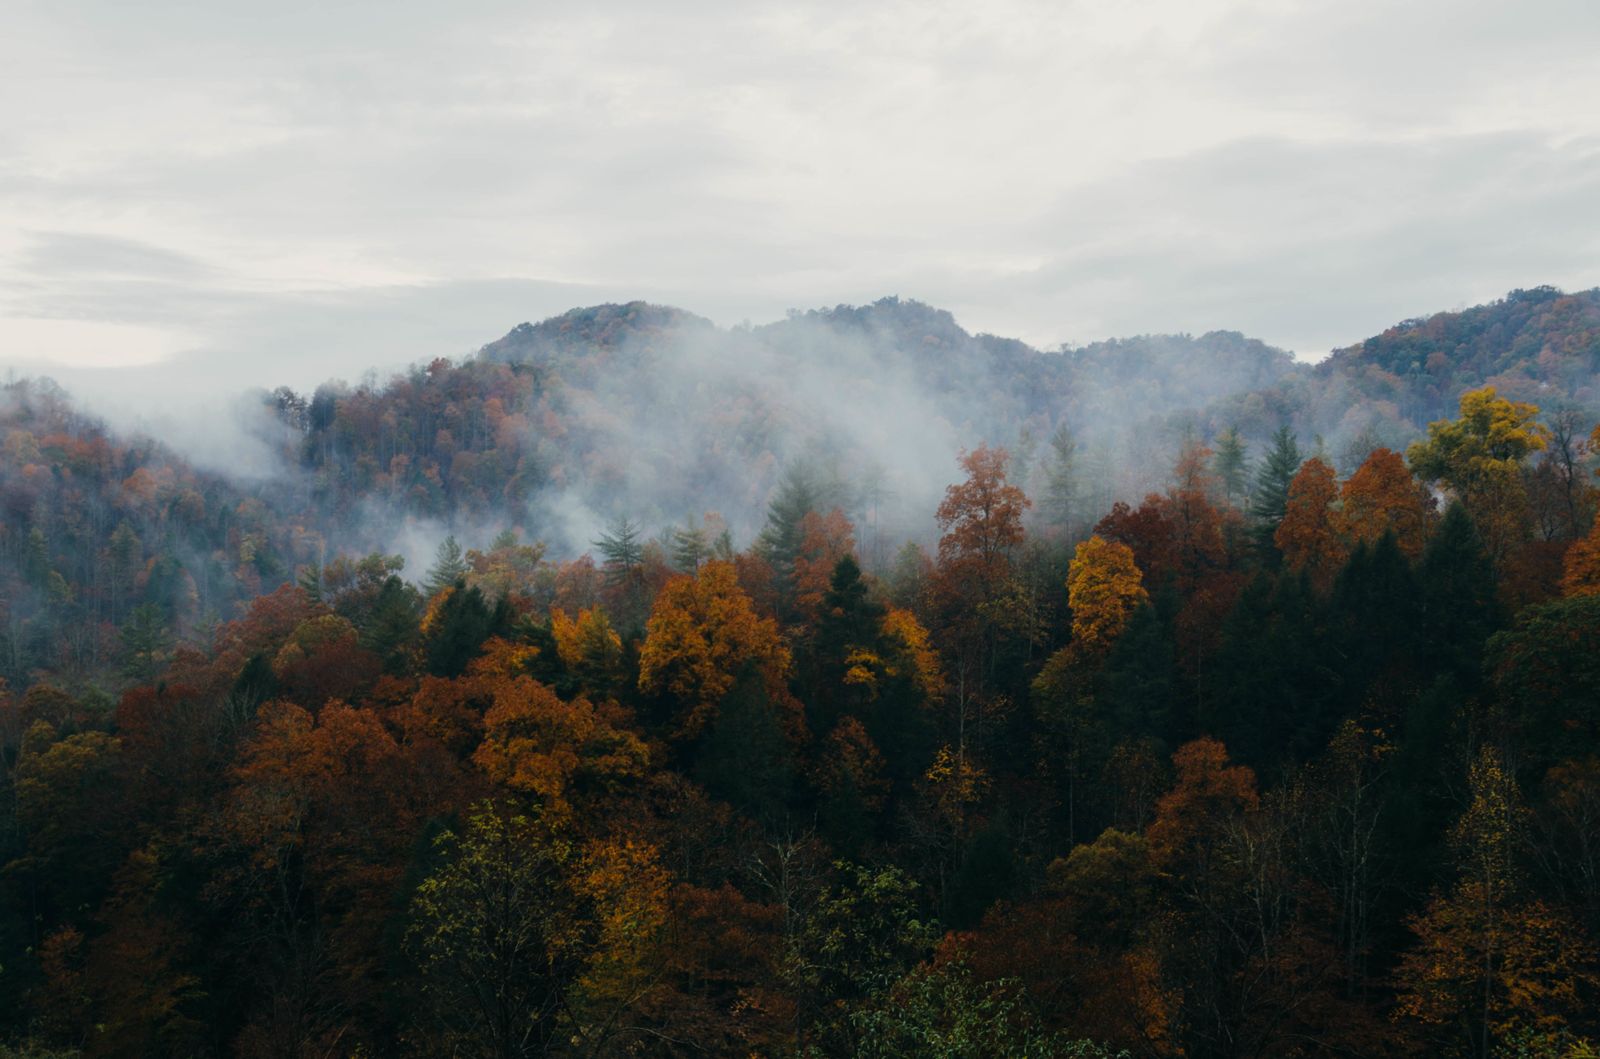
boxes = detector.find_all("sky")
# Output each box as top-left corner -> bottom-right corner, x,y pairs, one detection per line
3,0 -> 1600,420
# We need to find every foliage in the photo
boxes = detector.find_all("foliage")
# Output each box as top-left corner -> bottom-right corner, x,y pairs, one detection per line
1065,536 -> 1148,657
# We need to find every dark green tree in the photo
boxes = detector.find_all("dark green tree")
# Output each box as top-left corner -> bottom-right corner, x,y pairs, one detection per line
1041,425 -> 1080,534
423,535 -> 469,597
1214,426 -> 1250,504
670,522 -> 709,573
594,517 -> 644,583
363,575 -> 423,674
1416,503 -> 1499,685
120,603 -> 171,684
423,581 -> 511,678
1096,599 -> 1178,751
1250,426 -> 1302,560
695,663 -> 794,826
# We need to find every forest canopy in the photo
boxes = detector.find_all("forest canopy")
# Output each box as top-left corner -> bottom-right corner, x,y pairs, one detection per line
3,290 -> 1600,1057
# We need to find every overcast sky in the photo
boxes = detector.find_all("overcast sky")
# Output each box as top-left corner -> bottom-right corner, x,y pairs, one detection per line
3,0 -> 1600,413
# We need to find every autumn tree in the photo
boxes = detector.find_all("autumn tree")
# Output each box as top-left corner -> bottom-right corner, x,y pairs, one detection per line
1560,515 -> 1600,598
931,445 -> 1031,754
1040,532 -> 1157,841
1065,536 -> 1148,659
1275,457 -> 1348,591
406,802 -> 582,1058
637,559 -> 791,742
936,445 -> 1030,577
1341,447 -> 1436,560
1146,736 -> 1259,873
472,660 -> 649,821
792,508 -> 856,622
1408,387 -> 1550,565
1395,747 -> 1598,1056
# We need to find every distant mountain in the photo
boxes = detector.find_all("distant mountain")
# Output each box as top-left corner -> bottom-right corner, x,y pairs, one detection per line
271,296 -> 1309,551
7,286 -> 1599,689
1205,287 -> 1600,463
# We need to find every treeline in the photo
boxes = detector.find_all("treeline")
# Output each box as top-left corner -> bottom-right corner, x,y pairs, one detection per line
3,384 -> 1600,1056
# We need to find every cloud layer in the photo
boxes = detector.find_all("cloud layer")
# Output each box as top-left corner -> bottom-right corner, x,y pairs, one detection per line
3,0 -> 1599,412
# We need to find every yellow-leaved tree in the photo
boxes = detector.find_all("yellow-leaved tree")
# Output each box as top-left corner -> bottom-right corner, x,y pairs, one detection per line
1408,387 -> 1550,564
637,559 -> 792,741
1394,746 -> 1598,1055
1066,535 -> 1149,657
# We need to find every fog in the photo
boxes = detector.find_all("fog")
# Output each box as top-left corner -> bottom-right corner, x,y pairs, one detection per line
11,295 -> 1311,576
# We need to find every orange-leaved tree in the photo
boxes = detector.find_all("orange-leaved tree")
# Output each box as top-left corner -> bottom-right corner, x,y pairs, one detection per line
1561,516 -> 1600,597
1275,457 -> 1348,591
935,444 -> 1030,577
638,559 -> 792,741
1341,447 -> 1436,560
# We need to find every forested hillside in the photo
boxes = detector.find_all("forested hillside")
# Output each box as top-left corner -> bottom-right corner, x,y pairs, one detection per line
271,298 -> 1304,558
3,291 -> 1600,1056
1210,287 -> 1600,463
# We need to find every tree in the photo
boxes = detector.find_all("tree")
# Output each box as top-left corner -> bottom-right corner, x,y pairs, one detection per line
756,460 -> 845,599
362,574 -> 422,673
637,560 -> 791,741
1417,504 -> 1500,682
423,535 -> 470,597
593,516 -> 649,631
1395,748 -> 1598,1057
1408,387 -> 1550,565
695,663 -> 795,824
932,444 -> 1030,684
406,802 -> 582,1058
1214,426 -> 1250,505
594,517 -> 644,584
1561,516 -> 1600,598
936,445 -> 1030,576
423,582 -> 512,677
548,607 -> 626,700
1486,594 -> 1600,772
792,509 -> 856,621
1145,737 -> 1259,872
1341,447 -> 1436,560
793,861 -> 936,1048
472,667 -> 648,821
1275,457 -> 1347,591
1042,425 -> 1081,534
270,613 -> 380,705
1065,536 -> 1148,658
670,522 -> 709,574
1251,426 -> 1303,557
119,604 -> 171,684
852,961 -> 1127,1059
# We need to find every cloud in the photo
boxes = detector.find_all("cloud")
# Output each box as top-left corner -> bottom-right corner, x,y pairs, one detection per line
1,0 -> 1598,399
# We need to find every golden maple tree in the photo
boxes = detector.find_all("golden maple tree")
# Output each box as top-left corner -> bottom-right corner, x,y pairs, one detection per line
1066,535 -> 1148,657
637,559 -> 791,740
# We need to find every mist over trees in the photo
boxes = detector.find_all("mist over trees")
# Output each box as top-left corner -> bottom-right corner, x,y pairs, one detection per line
3,288 -> 1600,1055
